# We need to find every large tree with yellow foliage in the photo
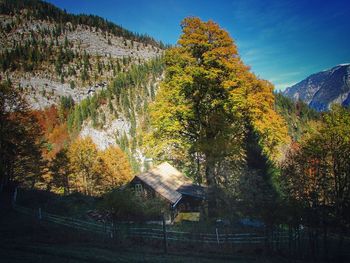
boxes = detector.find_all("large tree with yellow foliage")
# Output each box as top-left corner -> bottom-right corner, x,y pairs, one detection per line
148,17 -> 289,215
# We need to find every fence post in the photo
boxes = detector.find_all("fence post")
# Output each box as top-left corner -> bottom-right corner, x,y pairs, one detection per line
12,187 -> 17,208
110,222 -> 114,239
216,228 -> 220,245
162,213 -> 168,254
38,207 -> 42,220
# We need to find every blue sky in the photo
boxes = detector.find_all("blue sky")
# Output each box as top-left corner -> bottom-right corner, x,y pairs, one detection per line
47,0 -> 350,91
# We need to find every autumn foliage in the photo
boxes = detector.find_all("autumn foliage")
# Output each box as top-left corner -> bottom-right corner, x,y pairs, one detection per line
32,106 -> 69,159
281,105 -> 350,228
98,146 -> 133,188
67,137 -> 132,196
0,80 -> 45,189
0,80 -> 133,195
147,17 -> 289,215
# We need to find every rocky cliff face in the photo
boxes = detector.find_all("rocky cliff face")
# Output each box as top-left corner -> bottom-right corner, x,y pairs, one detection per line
283,64 -> 350,111
0,0 -> 164,169
0,3 -> 162,110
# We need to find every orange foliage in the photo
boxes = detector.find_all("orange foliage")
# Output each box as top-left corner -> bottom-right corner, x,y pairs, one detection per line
46,123 -> 70,159
31,106 -> 69,160
31,106 -> 60,135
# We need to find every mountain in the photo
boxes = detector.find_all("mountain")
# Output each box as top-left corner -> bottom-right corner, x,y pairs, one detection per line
0,0 -> 163,109
0,0 -> 165,172
283,64 -> 350,111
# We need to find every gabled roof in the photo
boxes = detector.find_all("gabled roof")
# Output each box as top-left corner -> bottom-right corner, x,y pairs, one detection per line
134,162 -> 206,204
177,184 -> 206,199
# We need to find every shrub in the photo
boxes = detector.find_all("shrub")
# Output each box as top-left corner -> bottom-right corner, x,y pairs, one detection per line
100,188 -> 167,222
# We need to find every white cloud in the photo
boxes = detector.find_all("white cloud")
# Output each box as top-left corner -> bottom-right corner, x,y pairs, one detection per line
274,82 -> 297,91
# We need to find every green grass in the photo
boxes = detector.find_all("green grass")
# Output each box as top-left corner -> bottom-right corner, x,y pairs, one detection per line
0,210 -> 295,263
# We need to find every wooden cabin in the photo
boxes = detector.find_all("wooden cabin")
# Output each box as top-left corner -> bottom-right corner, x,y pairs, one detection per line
130,162 -> 206,221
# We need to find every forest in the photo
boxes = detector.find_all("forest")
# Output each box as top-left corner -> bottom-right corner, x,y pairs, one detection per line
0,2 -> 349,262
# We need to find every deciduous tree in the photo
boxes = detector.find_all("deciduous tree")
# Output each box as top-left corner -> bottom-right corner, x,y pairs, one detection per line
148,17 -> 289,216
98,146 -> 132,189
281,105 -> 350,255
0,80 -> 46,190
68,137 -> 99,195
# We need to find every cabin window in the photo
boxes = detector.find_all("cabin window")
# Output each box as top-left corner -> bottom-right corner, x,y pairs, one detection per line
135,183 -> 143,195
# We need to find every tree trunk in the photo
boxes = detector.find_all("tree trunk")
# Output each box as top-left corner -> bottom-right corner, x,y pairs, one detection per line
82,173 -> 88,195
323,224 -> 328,262
205,156 -> 217,218
64,175 -> 70,195
337,226 -> 345,263
0,173 -> 6,193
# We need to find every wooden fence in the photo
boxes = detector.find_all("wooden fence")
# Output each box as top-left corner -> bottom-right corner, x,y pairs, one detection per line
12,204 -> 350,261
13,204 -> 274,245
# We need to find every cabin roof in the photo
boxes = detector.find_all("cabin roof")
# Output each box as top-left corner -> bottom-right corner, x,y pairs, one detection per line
134,162 -> 206,204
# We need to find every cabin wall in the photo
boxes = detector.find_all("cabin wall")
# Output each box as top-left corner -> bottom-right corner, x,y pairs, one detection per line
175,195 -> 204,212
130,178 -> 172,207
131,178 -> 155,198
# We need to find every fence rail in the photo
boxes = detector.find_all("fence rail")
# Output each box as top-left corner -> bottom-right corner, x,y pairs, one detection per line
13,204 -> 272,245
12,204 -> 350,261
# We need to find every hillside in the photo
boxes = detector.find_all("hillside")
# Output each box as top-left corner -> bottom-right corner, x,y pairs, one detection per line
0,0 -> 165,173
274,93 -> 319,141
72,58 -> 164,171
283,64 -> 350,111
0,0 -> 163,110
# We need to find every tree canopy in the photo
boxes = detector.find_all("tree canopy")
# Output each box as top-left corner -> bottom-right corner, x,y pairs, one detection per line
147,17 -> 289,216
281,105 -> 350,231
0,80 -> 45,190
67,137 -> 132,196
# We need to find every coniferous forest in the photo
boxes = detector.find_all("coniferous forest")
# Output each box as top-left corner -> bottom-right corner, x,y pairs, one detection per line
0,1 -> 349,262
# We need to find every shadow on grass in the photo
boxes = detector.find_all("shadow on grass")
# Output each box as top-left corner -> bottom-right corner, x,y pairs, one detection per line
0,210 -> 295,263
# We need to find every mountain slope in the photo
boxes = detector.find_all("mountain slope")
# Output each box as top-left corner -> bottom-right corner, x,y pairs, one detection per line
274,93 -> 319,141
74,58 -> 164,171
0,0 -> 165,173
283,64 -> 350,111
0,0 -> 163,109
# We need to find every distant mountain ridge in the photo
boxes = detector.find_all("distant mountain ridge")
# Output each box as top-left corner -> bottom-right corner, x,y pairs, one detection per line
283,64 -> 350,111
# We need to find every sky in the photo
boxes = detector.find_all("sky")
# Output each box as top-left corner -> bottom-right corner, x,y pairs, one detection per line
47,0 -> 350,91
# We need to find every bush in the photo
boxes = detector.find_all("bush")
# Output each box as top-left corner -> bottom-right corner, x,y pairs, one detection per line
100,188 -> 167,222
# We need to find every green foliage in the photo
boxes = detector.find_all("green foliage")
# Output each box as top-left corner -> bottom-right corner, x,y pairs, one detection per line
281,105 -> 350,231
0,35 -> 75,73
16,188 -> 97,218
101,188 -> 167,221
62,54 -> 158,179
237,127 -> 282,226
66,57 -> 164,158
50,148 -> 71,194
146,18 -> 289,217
274,92 -> 319,141
69,80 -> 75,89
